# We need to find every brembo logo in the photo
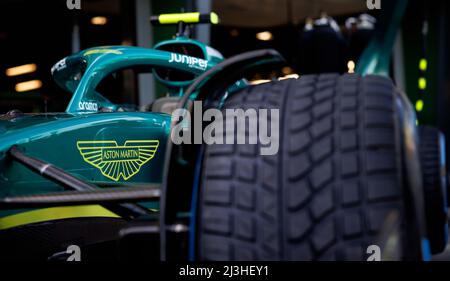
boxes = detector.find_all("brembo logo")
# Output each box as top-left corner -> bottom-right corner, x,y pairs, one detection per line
78,101 -> 98,111
169,53 -> 208,71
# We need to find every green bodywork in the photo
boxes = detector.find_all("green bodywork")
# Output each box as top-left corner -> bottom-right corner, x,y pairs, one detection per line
356,0 -> 408,76
0,38 -> 226,227
0,4 -> 408,229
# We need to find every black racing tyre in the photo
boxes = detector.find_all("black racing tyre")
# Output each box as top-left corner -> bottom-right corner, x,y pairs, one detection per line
197,74 -> 425,261
418,126 -> 448,254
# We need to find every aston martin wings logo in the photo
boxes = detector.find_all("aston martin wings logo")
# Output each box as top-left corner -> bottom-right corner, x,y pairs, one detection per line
77,140 -> 159,181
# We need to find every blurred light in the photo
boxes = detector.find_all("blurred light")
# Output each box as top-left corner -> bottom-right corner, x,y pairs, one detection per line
121,39 -> 133,46
15,80 -> 42,92
210,12 -> 219,24
230,29 -> 239,37
418,77 -> 427,90
6,63 -> 37,77
415,99 -> 424,112
347,60 -> 355,73
256,31 -> 273,41
419,59 -> 427,71
91,16 -> 108,25
279,74 -> 299,80
281,66 -> 294,75
250,79 -> 271,85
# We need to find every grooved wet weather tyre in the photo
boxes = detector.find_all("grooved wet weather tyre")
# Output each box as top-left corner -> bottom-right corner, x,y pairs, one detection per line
197,74 -> 424,261
418,126 -> 448,254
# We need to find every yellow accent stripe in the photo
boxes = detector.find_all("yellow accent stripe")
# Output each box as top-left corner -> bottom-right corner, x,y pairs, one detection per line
83,49 -> 122,56
159,12 -> 200,24
0,205 -> 119,231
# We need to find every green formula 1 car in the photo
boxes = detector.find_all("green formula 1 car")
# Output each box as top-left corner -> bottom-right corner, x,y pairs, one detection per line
0,2 -> 448,261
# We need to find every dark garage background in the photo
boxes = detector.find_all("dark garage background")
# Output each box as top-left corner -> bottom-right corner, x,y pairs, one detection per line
0,0 -> 449,136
